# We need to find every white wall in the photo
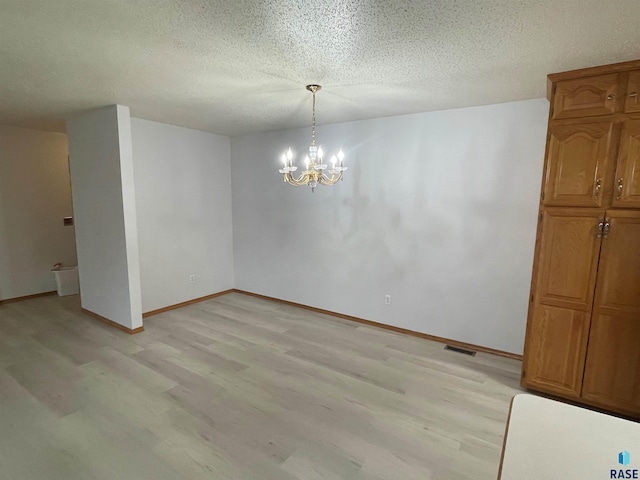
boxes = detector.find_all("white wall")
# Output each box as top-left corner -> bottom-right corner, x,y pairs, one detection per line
66,105 -> 143,330
0,124 -> 77,301
231,99 -> 548,355
131,118 -> 234,313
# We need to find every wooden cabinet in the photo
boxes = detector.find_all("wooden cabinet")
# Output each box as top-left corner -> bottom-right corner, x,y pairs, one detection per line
581,315 -> 640,413
582,210 -> 640,413
535,209 -> 603,309
523,60 -> 640,419
624,70 -> 640,113
524,305 -> 589,397
591,211 -> 640,317
552,73 -> 619,119
613,120 -> 640,208
543,122 -> 615,207
523,209 -> 603,396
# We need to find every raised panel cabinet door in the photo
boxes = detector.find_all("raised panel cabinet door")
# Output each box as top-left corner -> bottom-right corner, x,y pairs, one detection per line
613,120 -> 640,208
543,122 -> 614,207
522,208 -> 603,397
624,70 -> 640,113
581,315 -> 640,414
535,208 -> 604,310
582,210 -> 640,414
523,304 -> 590,397
591,210 -> 640,317
552,73 -> 619,119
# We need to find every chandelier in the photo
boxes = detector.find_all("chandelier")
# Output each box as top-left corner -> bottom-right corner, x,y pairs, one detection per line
278,85 -> 346,192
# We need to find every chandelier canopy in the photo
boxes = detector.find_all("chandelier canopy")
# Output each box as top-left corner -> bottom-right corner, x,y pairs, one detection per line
278,85 -> 347,192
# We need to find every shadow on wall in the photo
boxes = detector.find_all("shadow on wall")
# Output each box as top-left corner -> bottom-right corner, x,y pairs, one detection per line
311,106 -> 541,348
330,129 -> 443,288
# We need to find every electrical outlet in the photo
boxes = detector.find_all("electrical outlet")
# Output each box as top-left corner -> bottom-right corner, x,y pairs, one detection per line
385,294 -> 391,305
189,275 -> 195,283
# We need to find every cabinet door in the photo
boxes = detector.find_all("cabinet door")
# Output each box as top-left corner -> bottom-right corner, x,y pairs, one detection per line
624,70 -> 640,113
612,120 -> 640,208
582,210 -> 640,414
522,208 -> 604,397
553,74 -> 619,119
543,122 -> 615,207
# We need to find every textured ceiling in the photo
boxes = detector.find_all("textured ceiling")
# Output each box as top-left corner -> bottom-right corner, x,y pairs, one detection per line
0,0 -> 639,136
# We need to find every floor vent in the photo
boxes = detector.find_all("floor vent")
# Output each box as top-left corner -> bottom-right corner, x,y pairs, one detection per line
444,345 -> 477,356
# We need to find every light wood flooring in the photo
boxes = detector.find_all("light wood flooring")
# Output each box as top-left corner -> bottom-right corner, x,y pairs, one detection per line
0,292 -> 524,480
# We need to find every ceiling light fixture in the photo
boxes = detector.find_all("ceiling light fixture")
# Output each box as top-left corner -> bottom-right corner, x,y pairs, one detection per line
278,85 -> 346,192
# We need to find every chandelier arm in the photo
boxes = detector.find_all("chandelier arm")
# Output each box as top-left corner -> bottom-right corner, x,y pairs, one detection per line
318,172 -> 343,186
285,172 -> 312,186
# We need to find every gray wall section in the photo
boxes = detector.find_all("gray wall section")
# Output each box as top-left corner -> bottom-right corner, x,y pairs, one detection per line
231,99 -> 548,355
66,105 -> 142,329
131,117 -> 234,313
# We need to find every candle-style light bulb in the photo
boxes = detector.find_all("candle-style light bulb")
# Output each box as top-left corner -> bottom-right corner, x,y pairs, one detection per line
281,153 -> 288,167
287,148 -> 293,160
331,155 -> 337,168
337,149 -> 345,162
317,146 -> 324,160
304,156 -> 310,169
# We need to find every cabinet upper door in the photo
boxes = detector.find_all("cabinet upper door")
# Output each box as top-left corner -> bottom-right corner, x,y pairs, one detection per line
543,122 -> 615,207
624,70 -> 640,113
613,119 -> 640,208
582,210 -> 640,414
552,74 -> 619,119
522,208 -> 604,397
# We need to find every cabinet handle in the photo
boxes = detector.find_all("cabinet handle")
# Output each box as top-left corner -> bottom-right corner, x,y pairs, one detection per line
629,92 -> 638,97
617,178 -> 624,200
597,221 -> 604,239
594,178 -> 602,198
607,94 -> 616,100
603,221 -> 610,239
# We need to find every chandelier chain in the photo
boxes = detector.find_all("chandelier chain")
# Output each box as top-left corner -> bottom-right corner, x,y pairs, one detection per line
311,90 -> 316,146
